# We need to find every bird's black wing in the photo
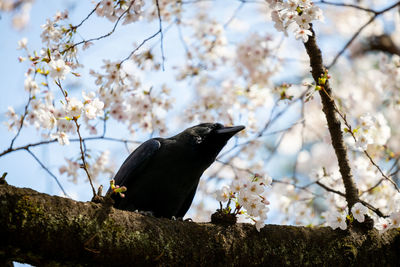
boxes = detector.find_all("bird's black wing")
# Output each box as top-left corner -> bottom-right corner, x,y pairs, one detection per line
108,139 -> 161,202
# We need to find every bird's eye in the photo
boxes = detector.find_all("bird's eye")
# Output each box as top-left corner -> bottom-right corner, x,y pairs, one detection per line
195,136 -> 203,144
213,123 -> 224,129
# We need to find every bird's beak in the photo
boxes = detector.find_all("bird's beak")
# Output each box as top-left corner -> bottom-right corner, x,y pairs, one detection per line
216,125 -> 245,138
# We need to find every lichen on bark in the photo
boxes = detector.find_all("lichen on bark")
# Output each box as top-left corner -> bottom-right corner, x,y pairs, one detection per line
0,183 -> 399,266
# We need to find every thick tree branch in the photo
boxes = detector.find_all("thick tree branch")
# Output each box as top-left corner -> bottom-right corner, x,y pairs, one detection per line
328,1 -> 400,68
356,34 -> 400,57
1,183 -> 400,266
304,26 -> 359,210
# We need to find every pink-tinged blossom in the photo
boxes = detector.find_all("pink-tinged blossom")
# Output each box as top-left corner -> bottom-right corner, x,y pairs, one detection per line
11,2 -> 32,30
59,158 -> 80,183
40,18 -> 62,44
51,131 -> 70,146
375,217 -> 390,233
89,150 -> 114,183
96,0 -> 144,24
82,91 -> 104,119
53,10 -> 68,21
295,28 -> 312,43
4,106 -> 21,132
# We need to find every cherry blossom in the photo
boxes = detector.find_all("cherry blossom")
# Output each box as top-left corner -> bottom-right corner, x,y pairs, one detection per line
351,202 -> 368,223
51,131 -> 70,146
48,58 -> 71,80
2,0 -> 400,233
326,210 -> 347,230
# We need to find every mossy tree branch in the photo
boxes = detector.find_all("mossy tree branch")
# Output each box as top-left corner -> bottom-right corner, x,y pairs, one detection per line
1,183 -> 399,266
304,25 -> 360,210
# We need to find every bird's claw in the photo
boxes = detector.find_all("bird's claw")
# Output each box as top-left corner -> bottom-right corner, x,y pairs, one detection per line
135,210 -> 155,217
171,216 -> 193,222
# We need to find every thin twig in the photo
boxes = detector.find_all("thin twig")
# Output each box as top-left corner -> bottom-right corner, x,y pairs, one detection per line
176,19 -> 190,56
328,1 -> 400,69
120,30 -> 161,64
155,0 -> 166,71
72,2 -> 100,29
363,151 -> 399,191
9,92 -> 32,149
360,178 -> 383,196
318,85 -> 400,193
317,0 -> 376,13
316,181 -> 387,218
218,92 -> 307,158
25,148 -> 69,197
0,136 -> 141,158
224,1 -> 245,28
62,0 -> 136,54
291,102 -> 306,181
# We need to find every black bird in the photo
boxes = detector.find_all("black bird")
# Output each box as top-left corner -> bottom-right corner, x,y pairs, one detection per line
108,123 -> 245,218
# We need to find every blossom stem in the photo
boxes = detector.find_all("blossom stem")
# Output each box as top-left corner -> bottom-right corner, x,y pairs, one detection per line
74,119 -> 97,198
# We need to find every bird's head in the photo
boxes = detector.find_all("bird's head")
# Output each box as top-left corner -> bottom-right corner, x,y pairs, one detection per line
177,123 -> 245,161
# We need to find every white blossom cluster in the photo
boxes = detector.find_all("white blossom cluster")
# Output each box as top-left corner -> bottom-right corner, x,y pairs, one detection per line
96,0 -> 145,24
267,0 -> 324,42
183,81 -> 274,132
4,0 -> 400,232
236,33 -> 281,87
91,60 -> 172,134
325,202 -> 400,232
324,203 -> 368,230
0,0 -> 34,29
13,87 -> 104,146
177,12 -> 230,76
313,161 -> 400,232
59,150 -> 113,184
146,0 -> 183,22
41,13 -> 67,47
216,174 -> 272,231
6,40 -> 106,183
379,55 -> 400,109
352,113 -> 391,151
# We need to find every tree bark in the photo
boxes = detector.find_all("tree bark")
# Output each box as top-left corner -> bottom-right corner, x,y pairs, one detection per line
0,183 -> 399,266
304,25 -> 360,210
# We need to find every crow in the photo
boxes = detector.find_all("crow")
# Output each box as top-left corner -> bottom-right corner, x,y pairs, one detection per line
108,123 -> 245,218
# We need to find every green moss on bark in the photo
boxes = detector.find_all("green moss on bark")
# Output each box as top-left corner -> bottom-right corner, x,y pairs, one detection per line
0,183 -> 399,266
